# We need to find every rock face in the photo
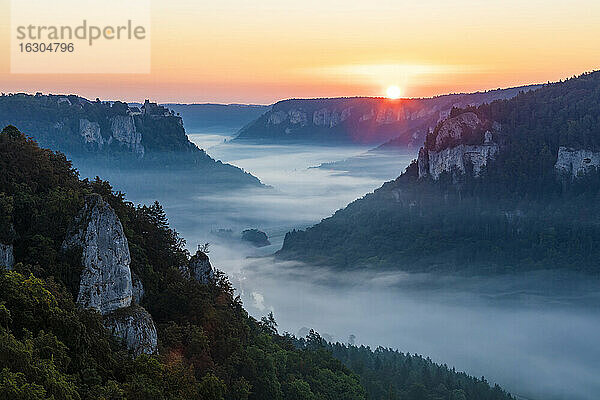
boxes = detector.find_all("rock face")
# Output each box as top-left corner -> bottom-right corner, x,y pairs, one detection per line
0,94 -> 199,160
433,112 -> 481,149
313,107 -> 351,127
180,250 -> 214,284
417,112 -> 499,180
424,144 -> 499,180
104,306 -> 158,357
79,119 -> 103,148
0,243 -> 14,269
63,194 -> 157,355
131,271 -> 145,305
555,147 -> 600,179
62,194 -> 133,314
110,115 -> 145,157
79,115 -> 144,157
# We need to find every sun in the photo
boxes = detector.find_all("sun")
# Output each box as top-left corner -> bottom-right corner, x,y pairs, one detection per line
386,85 -> 402,99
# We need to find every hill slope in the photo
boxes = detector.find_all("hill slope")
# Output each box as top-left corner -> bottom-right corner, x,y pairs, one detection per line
278,71 -> 600,274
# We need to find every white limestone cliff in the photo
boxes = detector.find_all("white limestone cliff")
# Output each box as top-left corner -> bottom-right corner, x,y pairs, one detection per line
417,112 -> 499,180
79,115 -> 145,156
109,115 -> 145,157
104,305 -> 158,357
424,144 -> 499,180
63,194 -> 157,355
376,109 -> 401,124
179,250 -> 214,284
79,119 -> 104,147
267,106 -> 404,128
313,108 -> 352,127
268,111 -> 288,125
433,112 -> 481,149
62,194 -> 133,314
555,147 -> 600,179
289,110 -> 308,125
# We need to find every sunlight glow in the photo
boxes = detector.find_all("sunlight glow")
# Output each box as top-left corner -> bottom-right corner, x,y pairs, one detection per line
386,85 -> 402,99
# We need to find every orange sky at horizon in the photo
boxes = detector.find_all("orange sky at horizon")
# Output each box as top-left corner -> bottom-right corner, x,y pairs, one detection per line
0,0 -> 599,104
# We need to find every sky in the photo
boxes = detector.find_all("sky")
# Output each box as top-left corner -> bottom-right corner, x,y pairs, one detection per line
0,0 -> 599,104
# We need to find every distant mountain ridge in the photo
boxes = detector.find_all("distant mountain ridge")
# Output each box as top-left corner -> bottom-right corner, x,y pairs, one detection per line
0,93 -> 261,187
163,103 -> 270,133
128,102 -> 270,134
235,85 -> 540,146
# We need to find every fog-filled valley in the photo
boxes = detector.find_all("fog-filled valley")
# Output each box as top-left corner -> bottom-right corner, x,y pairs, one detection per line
74,129 -> 600,400
3,2 -> 599,399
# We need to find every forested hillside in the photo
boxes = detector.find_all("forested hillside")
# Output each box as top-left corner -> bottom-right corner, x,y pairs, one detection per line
278,72 -> 600,274
294,332 -> 512,400
0,126 -> 513,399
0,94 -> 261,188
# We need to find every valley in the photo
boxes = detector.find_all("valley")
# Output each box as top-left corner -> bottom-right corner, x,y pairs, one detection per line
2,2 -> 598,399
78,125 -> 600,400
3,74 -> 600,400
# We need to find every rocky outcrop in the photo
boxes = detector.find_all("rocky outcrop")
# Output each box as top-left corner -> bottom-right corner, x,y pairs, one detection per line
63,194 -> 157,355
267,109 -> 310,126
376,108 -> 401,124
79,119 -> 103,147
433,112 -> 481,149
417,112 -> 499,180
313,108 -> 352,127
289,110 -> 308,126
131,271 -> 145,305
267,111 -> 288,125
104,306 -> 158,357
424,144 -> 499,180
555,147 -> 600,179
180,250 -> 214,284
0,94 -> 263,193
0,95 -> 189,159
62,194 -> 133,315
110,115 -> 144,157
0,244 -> 14,269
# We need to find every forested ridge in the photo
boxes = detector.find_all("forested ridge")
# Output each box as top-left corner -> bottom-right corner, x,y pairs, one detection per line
294,333 -> 512,400
0,94 -> 193,156
0,93 -> 261,188
0,125 -> 513,399
279,71 -> 600,275
461,70 -> 600,195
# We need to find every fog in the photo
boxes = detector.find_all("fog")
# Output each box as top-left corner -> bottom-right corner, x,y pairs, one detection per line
78,131 -> 600,400
207,250 -> 600,400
